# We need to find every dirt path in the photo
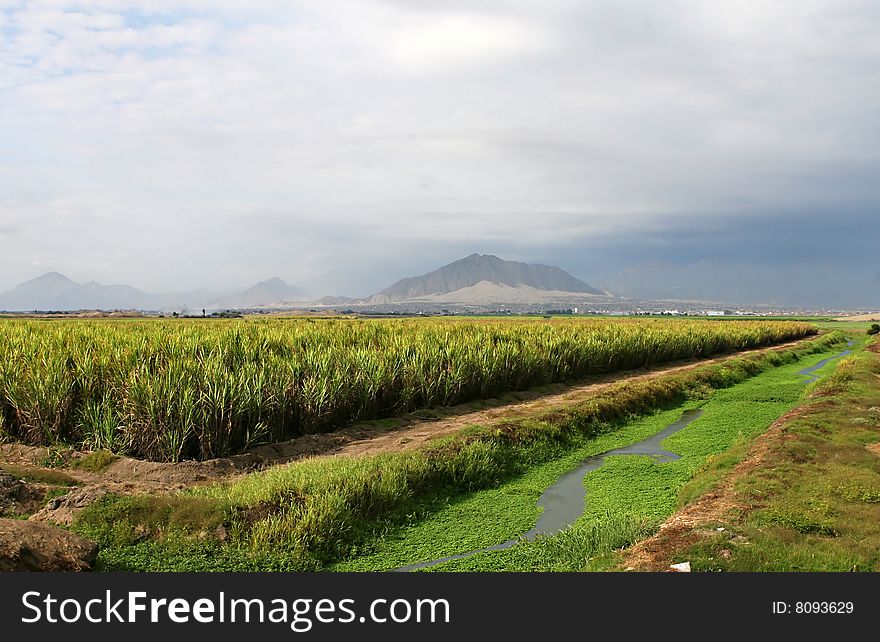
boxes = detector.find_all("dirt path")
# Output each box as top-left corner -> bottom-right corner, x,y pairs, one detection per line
0,336 -> 817,525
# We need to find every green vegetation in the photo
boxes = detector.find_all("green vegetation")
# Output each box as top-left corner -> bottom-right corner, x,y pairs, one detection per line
72,332 -> 846,571
867,323 -> 880,335
71,450 -> 120,472
673,339 -> 880,571
0,463 -> 79,487
332,340 -> 859,571
0,318 -> 815,461
330,407 -> 691,572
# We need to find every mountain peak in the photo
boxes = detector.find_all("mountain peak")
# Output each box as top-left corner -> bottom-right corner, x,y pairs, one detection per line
0,271 -> 80,311
370,254 -> 605,303
27,271 -> 78,286
458,253 -> 499,262
207,277 -> 308,309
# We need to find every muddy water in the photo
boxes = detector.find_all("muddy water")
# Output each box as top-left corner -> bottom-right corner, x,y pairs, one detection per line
797,341 -> 854,383
395,409 -> 704,572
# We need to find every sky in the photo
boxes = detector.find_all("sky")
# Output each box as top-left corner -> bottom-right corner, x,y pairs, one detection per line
1,0 -> 878,307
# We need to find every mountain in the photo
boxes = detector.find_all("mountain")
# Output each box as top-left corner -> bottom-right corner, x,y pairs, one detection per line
50,281 -> 151,310
207,277 -> 309,309
0,260 -> 605,311
368,254 -> 606,304
0,273 -> 307,312
0,272 -> 79,310
0,273 -> 154,311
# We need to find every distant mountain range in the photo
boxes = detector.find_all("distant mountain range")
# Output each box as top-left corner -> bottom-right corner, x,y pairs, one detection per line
0,272 -> 154,311
0,254 -> 610,311
0,272 -> 309,312
366,254 -> 607,304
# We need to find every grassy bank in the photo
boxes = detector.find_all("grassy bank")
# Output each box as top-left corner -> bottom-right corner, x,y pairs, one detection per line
657,337 -> 880,571
73,332 -> 845,571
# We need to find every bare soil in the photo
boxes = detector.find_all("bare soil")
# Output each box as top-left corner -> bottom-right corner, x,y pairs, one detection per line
0,518 -> 97,571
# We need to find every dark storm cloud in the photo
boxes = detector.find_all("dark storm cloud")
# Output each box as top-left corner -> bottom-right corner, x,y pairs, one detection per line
515,209 -> 879,308
581,210 -> 877,264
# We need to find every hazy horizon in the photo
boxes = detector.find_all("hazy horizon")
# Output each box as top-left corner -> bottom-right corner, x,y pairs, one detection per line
2,1 -> 879,308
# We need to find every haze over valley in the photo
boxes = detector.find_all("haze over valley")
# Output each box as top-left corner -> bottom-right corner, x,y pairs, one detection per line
0,253 -> 864,315
0,255 -> 612,312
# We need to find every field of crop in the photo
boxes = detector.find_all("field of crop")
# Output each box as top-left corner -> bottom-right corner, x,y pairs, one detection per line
69,332 -> 845,571
0,318 -> 816,462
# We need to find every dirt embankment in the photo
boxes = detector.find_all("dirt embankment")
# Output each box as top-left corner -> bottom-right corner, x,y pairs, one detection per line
620,405 -> 815,571
1,335 -> 818,526
0,519 -> 97,571
622,336 -> 878,572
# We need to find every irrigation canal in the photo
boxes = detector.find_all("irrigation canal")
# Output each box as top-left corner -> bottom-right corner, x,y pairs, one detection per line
395,342 -> 856,572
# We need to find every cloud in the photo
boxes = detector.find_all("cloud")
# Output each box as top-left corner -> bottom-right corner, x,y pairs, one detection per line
0,1 -> 878,306
371,11 -> 550,73
0,224 -> 19,238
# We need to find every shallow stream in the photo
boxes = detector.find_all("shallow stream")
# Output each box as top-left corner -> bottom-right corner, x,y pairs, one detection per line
395,343 -> 855,572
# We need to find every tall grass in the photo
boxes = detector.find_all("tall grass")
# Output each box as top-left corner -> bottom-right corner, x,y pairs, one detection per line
0,317 -> 816,461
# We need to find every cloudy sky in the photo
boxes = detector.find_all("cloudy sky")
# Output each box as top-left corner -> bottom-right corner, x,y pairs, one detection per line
1,0 -> 878,307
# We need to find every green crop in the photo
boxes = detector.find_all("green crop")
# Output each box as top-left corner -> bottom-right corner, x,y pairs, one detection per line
0,317 -> 816,461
